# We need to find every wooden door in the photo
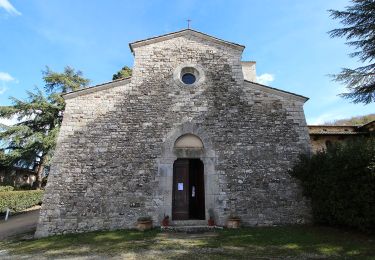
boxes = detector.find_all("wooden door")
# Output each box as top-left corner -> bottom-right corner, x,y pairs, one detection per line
172,159 -> 189,220
189,159 -> 205,219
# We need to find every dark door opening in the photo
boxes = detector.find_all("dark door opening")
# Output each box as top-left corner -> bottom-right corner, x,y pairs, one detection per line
172,159 -> 205,220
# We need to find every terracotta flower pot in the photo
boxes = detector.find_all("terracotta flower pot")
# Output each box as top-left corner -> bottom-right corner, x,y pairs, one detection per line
208,218 -> 215,226
227,218 -> 240,229
162,218 -> 169,227
137,220 -> 153,231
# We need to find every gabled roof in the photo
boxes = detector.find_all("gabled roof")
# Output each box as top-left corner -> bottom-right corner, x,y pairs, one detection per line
358,120 -> 375,131
129,29 -> 245,53
62,77 -> 131,100
244,80 -> 309,103
63,77 -> 308,102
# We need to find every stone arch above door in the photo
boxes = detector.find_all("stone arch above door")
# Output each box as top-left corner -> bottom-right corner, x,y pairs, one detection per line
174,134 -> 204,149
160,122 -> 216,159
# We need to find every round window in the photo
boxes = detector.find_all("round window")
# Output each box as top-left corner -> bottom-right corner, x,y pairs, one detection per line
180,67 -> 199,86
174,65 -> 204,87
181,73 -> 196,84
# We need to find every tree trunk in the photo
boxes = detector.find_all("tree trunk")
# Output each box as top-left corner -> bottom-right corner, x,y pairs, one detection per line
35,157 -> 45,189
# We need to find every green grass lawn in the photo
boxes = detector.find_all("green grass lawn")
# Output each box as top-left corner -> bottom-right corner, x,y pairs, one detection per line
1,226 -> 374,259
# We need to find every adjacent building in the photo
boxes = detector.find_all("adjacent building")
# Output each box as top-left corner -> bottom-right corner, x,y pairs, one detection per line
308,120 -> 375,153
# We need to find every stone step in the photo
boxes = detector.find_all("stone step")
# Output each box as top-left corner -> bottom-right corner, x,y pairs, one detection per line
160,225 -> 223,233
171,220 -> 207,226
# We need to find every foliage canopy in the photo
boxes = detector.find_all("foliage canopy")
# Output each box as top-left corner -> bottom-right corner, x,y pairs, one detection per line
290,136 -> 375,232
328,0 -> 375,104
0,66 -> 89,188
325,113 -> 375,126
112,66 -> 132,80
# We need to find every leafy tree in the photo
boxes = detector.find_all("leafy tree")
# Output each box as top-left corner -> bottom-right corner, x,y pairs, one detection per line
328,0 -> 375,104
0,66 -> 89,189
43,66 -> 90,93
112,66 -> 132,80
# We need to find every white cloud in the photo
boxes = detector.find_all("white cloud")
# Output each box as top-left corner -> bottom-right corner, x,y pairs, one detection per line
0,86 -> 7,94
256,73 -> 274,85
0,0 -> 21,16
0,115 -> 19,126
0,72 -> 15,82
0,71 -> 17,95
0,113 -> 32,127
307,110 -> 350,125
319,85 -> 348,105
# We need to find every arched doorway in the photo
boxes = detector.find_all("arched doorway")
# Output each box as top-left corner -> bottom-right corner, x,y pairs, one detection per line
157,125 -> 219,225
172,134 -> 205,220
172,158 -> 205,220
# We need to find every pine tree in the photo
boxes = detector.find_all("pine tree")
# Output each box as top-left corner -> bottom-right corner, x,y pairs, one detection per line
0,66 -> 89,188
328,0 -> 375,104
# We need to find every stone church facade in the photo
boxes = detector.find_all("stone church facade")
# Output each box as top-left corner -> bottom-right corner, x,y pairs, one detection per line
36,29 -> 311,237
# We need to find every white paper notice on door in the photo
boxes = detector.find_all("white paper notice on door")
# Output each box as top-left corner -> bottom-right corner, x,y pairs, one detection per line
178,183 -> 184,191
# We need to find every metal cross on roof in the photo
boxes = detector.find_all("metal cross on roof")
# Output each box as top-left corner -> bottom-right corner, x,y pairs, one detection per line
187,19 -> 192,29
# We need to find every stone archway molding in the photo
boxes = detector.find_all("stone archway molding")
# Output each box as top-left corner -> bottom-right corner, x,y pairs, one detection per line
160,122 -> 216,159
155,122 -> 220,225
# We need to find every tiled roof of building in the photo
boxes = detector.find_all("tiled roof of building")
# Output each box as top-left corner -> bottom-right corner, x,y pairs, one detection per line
308,121 -> 374,135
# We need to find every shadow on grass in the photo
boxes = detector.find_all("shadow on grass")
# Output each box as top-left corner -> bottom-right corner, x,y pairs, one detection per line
201,226 -> 375,258
1,226 -> 374,259
1,229 -> 160,257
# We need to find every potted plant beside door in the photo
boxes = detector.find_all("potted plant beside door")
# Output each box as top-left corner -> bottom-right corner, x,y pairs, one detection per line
208,209 -> 215,226
161,215 -> 170,227
227,215 -> 241,229
208,216 -> 215,226
136,216 -> 153,231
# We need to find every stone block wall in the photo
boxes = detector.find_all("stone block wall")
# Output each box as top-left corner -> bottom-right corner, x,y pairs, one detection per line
36,32 -> 311,237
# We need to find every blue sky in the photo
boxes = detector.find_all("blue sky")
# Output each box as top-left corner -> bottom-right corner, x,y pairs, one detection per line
0,0 -> 373,125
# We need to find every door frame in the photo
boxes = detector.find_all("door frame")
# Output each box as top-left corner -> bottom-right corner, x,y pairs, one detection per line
172,158 -> 205,220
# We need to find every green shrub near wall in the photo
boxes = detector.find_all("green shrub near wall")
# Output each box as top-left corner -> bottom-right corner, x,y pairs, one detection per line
290,137 -> 375,233
0,190 -> 44,213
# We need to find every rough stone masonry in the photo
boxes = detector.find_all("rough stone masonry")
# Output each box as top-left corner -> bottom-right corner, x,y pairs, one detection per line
35,29 -> 311,237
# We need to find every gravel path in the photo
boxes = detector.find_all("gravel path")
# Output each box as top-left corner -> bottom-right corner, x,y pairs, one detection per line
0,209 -> 39,240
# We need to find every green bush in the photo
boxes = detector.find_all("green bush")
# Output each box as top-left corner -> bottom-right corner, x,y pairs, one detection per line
0,185 -> 15,192
0,190 -> 44,213
290,137 -> 375,232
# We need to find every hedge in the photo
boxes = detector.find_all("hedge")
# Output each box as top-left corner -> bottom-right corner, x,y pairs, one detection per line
0,190 -> 44,213
290,136 -> 375,233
